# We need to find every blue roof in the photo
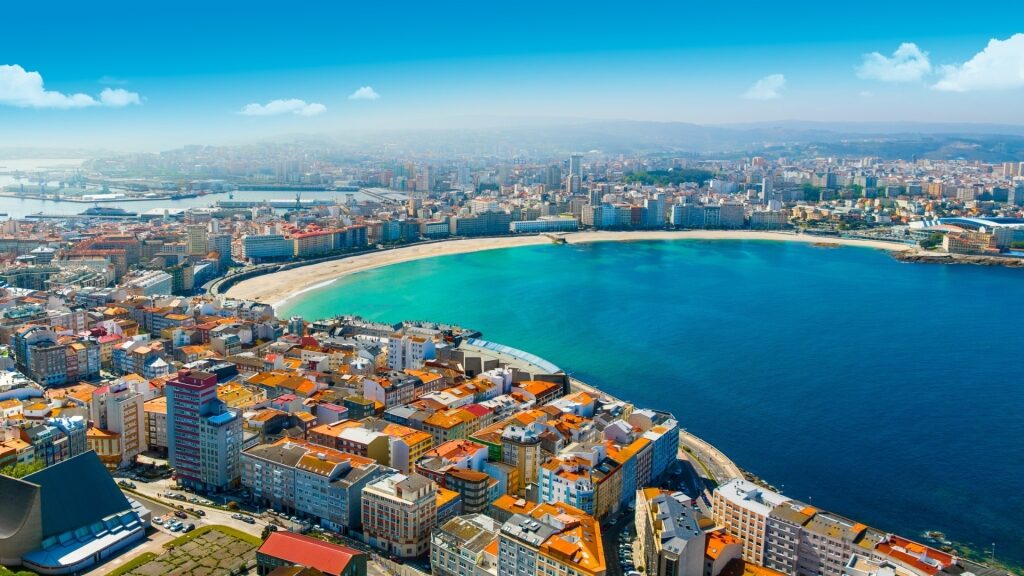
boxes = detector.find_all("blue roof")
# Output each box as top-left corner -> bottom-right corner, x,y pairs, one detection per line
207,410 -> 238,426
938,217 -> 1024,230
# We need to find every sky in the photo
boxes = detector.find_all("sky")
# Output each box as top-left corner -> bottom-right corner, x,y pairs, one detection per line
1,0 -> 1023,151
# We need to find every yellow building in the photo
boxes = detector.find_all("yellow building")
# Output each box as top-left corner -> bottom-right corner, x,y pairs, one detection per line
379,422 -> 433,474
86,427 -> 123,470
217,381 -> 267,410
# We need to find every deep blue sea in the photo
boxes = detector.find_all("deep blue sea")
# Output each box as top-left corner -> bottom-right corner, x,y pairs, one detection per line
282,240 -> 1024,565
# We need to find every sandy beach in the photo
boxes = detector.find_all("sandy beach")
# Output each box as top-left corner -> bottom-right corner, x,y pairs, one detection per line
225,230 -> 912,307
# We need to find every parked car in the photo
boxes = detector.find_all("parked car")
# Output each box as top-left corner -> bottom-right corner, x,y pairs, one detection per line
184,524 -> 195,533
174,511 -> 187,519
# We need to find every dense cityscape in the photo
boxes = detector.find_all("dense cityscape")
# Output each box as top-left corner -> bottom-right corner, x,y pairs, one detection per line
0,145 -> 1020,576
2,3 -> 1023,576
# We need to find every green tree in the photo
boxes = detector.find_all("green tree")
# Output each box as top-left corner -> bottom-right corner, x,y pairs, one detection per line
624,169 -> 715,186
802,184 -> 822,202
919,233 -> 944,250
0,459 -> 44,479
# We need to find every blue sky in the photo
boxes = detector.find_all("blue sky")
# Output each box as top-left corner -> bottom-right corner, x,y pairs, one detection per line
1,1 -> 1023,150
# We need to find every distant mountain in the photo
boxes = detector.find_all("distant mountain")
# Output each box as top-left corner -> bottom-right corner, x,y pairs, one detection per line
334,119 -> 1024,160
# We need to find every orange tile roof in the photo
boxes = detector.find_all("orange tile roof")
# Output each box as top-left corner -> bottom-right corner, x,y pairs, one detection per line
491,494 -> 539,516
436,486 -> 460,508
705,530 -> 741,560
144,397 -> 167,414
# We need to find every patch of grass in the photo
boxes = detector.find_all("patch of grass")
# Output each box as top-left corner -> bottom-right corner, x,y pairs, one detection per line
1,565 -> 40,576
106,552 -> 158,576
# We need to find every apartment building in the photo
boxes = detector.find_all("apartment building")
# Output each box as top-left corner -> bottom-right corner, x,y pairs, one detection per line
242,438 -> 387,532
431,513 -> 501,576
712,479 -> 790,565
497,502 -> 606,576
89,378 -> 148,468
635,488 -> 707,576
361,473 -> 438,558
166,369 -> 243,492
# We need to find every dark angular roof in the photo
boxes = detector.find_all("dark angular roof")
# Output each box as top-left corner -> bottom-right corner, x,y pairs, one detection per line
24,451 -> 133,539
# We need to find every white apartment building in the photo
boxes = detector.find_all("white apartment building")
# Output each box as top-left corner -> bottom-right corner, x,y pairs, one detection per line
386,334 -> 435,371
712,478 -> 790,565
89,378 -> 148,468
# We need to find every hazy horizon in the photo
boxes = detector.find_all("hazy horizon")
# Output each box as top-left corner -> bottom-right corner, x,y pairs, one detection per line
2,1 -> 1023,152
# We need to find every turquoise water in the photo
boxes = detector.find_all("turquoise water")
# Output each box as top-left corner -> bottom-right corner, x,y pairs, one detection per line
283,240 -> 1024,564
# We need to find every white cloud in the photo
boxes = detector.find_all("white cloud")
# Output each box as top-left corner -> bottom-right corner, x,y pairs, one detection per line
238,98 -> 326,116
0,64 -> 142,109
933,33 -> 1024,92
742,74 -> 785,100
348,86 -> 380,100
99,88 -> 142,107
857,43 -> 932,82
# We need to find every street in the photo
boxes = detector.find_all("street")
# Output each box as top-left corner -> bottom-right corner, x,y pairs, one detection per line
116,475 -> 423,576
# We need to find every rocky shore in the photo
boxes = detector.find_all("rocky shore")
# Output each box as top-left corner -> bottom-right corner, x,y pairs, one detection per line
894,250 -> 1024,267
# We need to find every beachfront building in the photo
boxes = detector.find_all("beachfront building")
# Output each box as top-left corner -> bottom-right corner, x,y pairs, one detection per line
361,472 -> 438,558
242,234 -> 293,263
627,409 -> 680,481
712,479 -> 790,566
510,217 -> 579,234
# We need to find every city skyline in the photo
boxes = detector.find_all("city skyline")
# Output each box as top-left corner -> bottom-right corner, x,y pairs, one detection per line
1,1 -> 1023,150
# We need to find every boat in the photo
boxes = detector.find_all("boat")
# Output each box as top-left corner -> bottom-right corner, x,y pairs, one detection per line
80,206 -> 138,217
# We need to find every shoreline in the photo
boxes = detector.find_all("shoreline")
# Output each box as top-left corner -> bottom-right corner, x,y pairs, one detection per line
225,230 -> 914,308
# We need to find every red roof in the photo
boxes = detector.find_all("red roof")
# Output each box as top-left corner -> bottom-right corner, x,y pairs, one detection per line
463,403 -> 493,417
258,532 -> 362,576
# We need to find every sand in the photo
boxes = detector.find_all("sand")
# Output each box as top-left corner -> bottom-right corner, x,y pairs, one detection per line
225,230 -> 913,307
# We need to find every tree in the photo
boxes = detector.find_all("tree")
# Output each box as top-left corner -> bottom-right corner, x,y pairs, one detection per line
0,459 -> 44,479
802,184 -> 822,202
920,233 -> 944,250
624,169 -> 715,186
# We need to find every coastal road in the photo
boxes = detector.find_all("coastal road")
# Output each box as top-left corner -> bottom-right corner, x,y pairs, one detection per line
678,429 -> 742,485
